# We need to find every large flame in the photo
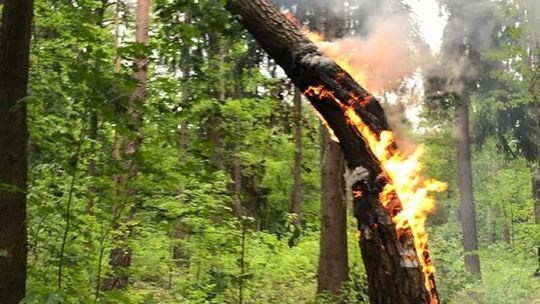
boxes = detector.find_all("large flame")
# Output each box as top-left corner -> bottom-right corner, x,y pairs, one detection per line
306,85 -> 445,303
290,15 -> 446,304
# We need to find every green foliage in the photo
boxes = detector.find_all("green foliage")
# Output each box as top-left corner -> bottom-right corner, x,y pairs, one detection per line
17,0 -> 540,303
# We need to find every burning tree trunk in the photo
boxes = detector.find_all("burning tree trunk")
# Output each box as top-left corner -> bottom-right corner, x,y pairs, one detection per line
224,1 -> 439,303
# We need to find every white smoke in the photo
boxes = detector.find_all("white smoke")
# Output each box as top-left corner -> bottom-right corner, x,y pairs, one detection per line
316,13 -> 419,92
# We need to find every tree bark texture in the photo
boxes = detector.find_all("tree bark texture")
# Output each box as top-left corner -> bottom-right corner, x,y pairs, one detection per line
455,100 -> 481,276
104,0 -> 150,290
316,9 -> 348,295
317,127 -> 348,294
224,1 -> 436,303
0,0 -> 33,302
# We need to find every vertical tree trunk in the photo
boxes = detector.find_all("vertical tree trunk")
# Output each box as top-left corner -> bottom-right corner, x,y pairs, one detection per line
0,0 -> 33,302
455,100 -> 481,276
86,0 -> 109,215
534,165 -> 540,272
208,34 -> 226,170
172,121 -> 189,266
104,0 -> 150,290
533,125 -> 540,273
87,112 -> 98,213
317,127 -> 348,294
289,88 -> 303,246
172,15 -> 192,267
317,10 -> 348,294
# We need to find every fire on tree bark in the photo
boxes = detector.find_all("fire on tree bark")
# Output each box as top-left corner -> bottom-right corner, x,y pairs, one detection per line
223,0 -> 439,303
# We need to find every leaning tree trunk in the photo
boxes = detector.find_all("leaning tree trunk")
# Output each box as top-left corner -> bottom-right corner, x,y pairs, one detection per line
223,0 -> 437,303
0,0 -> 33,303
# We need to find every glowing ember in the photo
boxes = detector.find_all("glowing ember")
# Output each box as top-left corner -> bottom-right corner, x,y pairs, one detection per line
353,190 -> 363,198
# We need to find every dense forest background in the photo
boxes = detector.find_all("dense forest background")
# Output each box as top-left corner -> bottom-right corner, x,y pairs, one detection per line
1,0 -> 540,303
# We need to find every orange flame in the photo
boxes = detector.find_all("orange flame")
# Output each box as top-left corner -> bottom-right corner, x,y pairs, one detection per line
285,13 -> 367,87
305,84 -> 445,304
285,12 -> 325,43
287,13 -> 445,302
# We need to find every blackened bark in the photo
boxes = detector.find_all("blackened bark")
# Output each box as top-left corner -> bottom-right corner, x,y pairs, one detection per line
455,100 -> 481,276
104,0 -> 150,290
317,127 -> 348,293
0,0 -> 32,302
223,1 -> 435,303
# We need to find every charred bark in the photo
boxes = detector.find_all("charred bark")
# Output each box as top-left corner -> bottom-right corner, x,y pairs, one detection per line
0,0 -> 32,302
223,0 -> 436,303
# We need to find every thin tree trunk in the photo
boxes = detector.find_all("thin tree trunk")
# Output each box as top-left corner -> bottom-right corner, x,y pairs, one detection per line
289,88 -> 303,246
87,112 -> 98,213
317,10 -> 348,294
0,0 -> 32,302
208,34 -> 226,170
172,16 -> 191,267
223,1 -> 436,302
534,167 -> 540,272
455,100 -> 481,276
317,127 -> 348,294
86,0 -> 109,214
532,138 -> 540,273
103,0 -> 150,290
173,120 -> 189,266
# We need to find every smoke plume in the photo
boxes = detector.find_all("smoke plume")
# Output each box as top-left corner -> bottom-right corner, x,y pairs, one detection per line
316,13 -> 418,92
